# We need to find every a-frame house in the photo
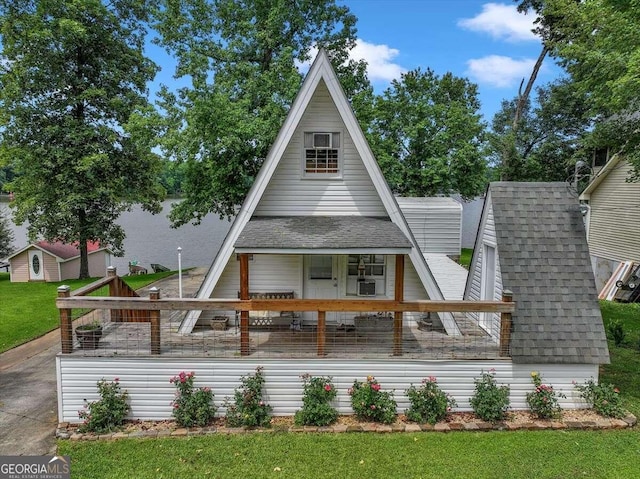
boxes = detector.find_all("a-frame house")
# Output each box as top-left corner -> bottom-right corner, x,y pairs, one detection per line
180,49 -> 460,336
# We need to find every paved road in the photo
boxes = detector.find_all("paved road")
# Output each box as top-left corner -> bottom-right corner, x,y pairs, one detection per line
0,269 -> 206,455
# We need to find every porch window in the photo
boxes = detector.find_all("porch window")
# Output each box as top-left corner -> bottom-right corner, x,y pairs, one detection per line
346,254 -> 386,295
309,255 -> 333,279
303,132 -> 340,176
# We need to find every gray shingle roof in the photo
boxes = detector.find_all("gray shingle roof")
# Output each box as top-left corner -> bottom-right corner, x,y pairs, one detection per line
235,216 -> 412,250
489,182 -> 609,364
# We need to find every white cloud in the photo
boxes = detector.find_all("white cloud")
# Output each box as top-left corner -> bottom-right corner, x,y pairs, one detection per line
296,40 -> 406,83
466,55 -> 537,88
349,39 -> 406,82
458,3 -> 538,42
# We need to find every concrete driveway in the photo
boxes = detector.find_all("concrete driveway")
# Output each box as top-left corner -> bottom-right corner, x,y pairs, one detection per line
0,330 -> 60,455
0,269 -> 205,455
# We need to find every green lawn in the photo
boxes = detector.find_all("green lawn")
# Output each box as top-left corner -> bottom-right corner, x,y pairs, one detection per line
58,429 -> 640,479
0,271 -> 175,353
459,248 -> 473,269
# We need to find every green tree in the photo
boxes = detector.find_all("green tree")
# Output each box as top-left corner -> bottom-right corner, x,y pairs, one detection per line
533,0 -> 640,180
153,0 -> 371,225
0,206 -> 14,259
488,79 -> 591,182
368,68 -> 487,199
0,0 -> 165,278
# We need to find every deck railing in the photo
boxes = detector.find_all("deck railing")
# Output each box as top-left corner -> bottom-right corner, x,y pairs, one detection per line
56,271 -> 515,358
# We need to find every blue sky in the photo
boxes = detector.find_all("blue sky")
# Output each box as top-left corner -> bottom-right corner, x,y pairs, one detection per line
148,1 -> 563,124
338,0 -> 563,122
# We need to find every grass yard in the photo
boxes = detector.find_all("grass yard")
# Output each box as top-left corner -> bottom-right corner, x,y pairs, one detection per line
0,271 -> 175,353
459,248 -> 473,269
58,429 -> 640,479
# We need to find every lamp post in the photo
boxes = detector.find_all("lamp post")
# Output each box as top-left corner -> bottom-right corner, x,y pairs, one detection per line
177,247 -> 183,299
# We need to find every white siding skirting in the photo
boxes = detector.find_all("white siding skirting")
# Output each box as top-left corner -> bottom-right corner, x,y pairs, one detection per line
57,355 -> 597,423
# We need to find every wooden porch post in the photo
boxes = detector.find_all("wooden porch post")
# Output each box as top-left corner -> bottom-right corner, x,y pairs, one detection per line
239,253 -> 250,356
58,285 -> 73,354
149,287 -> 161,355
393,254 -> 405,356
317,311 -> 326,357
500,290 -> 513,357
107,266 -> 122,323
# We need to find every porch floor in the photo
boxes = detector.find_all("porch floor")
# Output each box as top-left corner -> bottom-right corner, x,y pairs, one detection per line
67,309 -> 502,360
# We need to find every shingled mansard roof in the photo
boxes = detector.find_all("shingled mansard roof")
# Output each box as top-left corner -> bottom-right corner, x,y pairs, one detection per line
489,182 -> 609,364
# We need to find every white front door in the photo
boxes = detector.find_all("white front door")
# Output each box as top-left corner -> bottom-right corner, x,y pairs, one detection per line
303,255 -> 338,323
480,244 -> 496,333
29,250 -> 44,281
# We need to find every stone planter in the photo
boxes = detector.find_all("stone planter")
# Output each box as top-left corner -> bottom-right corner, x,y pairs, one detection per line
75,325 -> 103,350
209,316 -> 229,331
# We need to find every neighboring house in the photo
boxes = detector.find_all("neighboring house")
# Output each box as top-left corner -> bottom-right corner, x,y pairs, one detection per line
57,52 -> 609,423
579,155 -> 640,290
464,182 -> 609,365
8,240 -> 111,282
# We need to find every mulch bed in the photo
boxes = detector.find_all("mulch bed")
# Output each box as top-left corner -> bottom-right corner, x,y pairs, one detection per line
57,410 -> 636,441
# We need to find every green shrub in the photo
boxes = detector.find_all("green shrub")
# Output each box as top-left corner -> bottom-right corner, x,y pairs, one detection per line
225,367 -> 273,428
78,378 -> 130,433
405,376 -> 457,424
349,376 -> 397,424
470,369 -> 510,422
294,374 -> 338,426
574,378 -> 626,419
526,372 -> 565,419
608,320 -> 626,347
170,371 -> 216,427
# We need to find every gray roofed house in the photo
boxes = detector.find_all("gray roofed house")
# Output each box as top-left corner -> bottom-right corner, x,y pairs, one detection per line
464,182 -> 610,365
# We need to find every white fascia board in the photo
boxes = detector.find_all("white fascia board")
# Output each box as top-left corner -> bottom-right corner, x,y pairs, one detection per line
463,188 -> 491,299
234,247 -> 412,255
579,154 -> 623,200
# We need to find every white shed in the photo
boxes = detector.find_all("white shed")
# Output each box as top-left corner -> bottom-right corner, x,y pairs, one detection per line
396,197 -> 462,257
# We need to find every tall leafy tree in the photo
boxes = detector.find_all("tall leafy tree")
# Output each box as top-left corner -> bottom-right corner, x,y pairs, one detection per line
532,0 -> 640,180
0,0 -> 164,278
368,68 -> 487,199
489,79 -> 591,182
153,0 -> 371,225
0,206 -> 14,259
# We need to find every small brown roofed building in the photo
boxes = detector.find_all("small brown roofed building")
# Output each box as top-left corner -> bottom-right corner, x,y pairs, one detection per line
7,240 -> 112,282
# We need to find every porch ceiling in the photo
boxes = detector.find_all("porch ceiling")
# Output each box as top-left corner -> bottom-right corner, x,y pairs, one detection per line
234,216 -> 412,253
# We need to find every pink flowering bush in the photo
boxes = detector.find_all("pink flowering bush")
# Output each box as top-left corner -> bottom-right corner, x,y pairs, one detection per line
170,371 -> 216,427
526,372 -> 565,419
574,378 -> 625,418
78,378 -> 129,433
294,374 -> 338,426
406,376 -> 457,424
225,367 -> 273,427
349,376 -> 397,424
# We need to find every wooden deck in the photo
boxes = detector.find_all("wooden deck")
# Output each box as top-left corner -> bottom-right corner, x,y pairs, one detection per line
68,309 -> 500,360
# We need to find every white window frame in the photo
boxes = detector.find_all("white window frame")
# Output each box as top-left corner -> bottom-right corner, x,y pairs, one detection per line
302,131 -> 342,178
345,254 -> 386,296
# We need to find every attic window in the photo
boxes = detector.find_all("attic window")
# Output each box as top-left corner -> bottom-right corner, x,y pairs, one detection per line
303,132 -> 341,176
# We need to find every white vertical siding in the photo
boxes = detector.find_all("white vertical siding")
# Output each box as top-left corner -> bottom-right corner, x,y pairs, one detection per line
465,199 -> 503,338
588,159 -> 640,263
254,80 -> 387,216
57,356 -> 599,423
397,197 -> 462,256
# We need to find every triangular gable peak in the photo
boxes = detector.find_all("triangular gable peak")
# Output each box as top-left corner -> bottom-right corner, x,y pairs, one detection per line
181,49 -> 456,335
